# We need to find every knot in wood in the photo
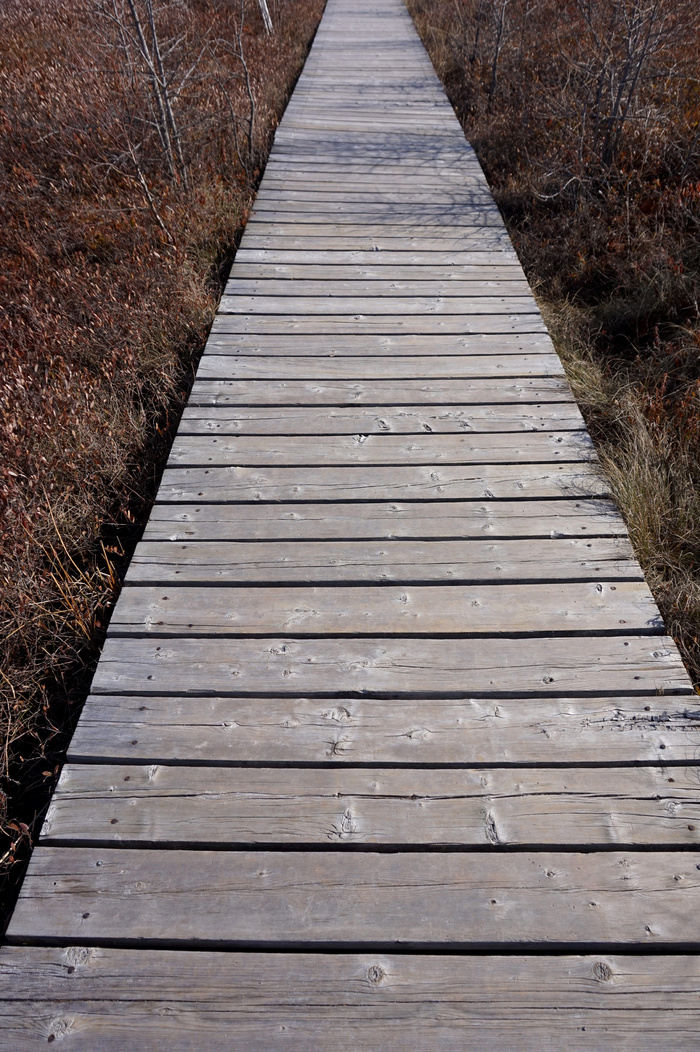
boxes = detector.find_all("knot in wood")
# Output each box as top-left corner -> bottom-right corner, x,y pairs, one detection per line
367,965 -> 385,984
593,961 -> 613,983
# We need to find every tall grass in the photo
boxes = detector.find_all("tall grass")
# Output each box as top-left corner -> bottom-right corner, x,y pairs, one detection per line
407,0 -> 700,686
0,0 -> 325,927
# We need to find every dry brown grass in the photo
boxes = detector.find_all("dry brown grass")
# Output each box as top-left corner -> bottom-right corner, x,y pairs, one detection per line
407,0 -> 700,687
0,0 -> 325,927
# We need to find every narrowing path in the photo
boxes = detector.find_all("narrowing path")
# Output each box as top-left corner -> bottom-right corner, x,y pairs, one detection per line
3,0 -> 700,1046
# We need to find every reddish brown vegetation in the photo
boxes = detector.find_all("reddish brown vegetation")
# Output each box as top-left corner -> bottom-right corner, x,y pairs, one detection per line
408,0 -> 700,684
0,0 -> 324,925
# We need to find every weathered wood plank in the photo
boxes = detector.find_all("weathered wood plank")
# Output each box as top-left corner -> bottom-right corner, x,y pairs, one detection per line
142,499 -> 628,541
67,693 -> 699,765
226,267 -> 529,284
3,948 -> 699,1051
157,463 -> 607,502
179,404 -> 586,434
126,537 -> 640,583
203,333 -> 557,358
248,209 -> 506,227
9,848 -> 700,946
167,432 -> 591,467
90,634 -> 690,697
109,581 -> 659,636
196,355 -> 564,380
234,249 -> 521,265
239,238 -> 517,255
42,764 -> 700,848
210,314 -> 548,335
252,192 -> 501,207
225,278 -> 533,296
241,227 -> 512,243
188,377 -> 574,405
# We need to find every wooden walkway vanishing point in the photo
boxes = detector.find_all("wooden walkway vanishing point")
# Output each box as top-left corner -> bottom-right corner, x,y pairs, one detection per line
3,0 -> 700,1046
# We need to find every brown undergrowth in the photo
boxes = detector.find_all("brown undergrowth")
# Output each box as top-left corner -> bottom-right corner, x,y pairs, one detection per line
0,0 -> 325,930
407,0 -> 700,686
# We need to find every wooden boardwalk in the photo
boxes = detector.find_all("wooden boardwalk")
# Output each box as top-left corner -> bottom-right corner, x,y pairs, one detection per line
3,0 -> 700,1045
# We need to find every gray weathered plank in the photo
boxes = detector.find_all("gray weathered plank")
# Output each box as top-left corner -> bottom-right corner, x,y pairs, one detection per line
178,404 -> 586,434
108,581 -> 659,636
189,377 -> 574,405
226,267 -> 529,285
225,278 -> 533,297
42,764 -> 700,847
167,431 -> 592,467
235,249 -> 521,266
204,333 -> 556,357
142,499 -> 628,541
90,634 -> 690,697
210,313 -> 547,335
157,463 -> 607,502
2,948 -> 699,1051
196,355 -> 564,380
67,693 -> 698,765
218,296 -> 538,316
125,537 -> 640,583
9,848 -> 700,946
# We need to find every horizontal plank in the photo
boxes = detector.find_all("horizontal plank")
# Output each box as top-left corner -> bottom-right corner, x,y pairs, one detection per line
248,209 -> 506,227
9,848 -> 700,946
125,537 -> 640,584
204,332 -> 556,357
235,249 -> 521,265
211,314 -> 548,335
252,190 -> 499,206
142,499 -> 628,541
43,765 -> 700,848
227,265 -> 528,282
109,582 -> 659,637
178,404 -> 586,434
3,949 -> 699,1051
224,278 -> 533,296
241,225 -> 511,241
90,634 -> 690,697
167,432 -> 591,467
157,463 -> 607,502
240,238 -> 516,254
67,693 -> 699,765
196,355 -> 564,380
188,377 -> 574,405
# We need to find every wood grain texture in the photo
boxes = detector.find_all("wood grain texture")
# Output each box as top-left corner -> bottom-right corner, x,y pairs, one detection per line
125,537 -> 640,583
2,948 -> 699,1051
167,431 -> 592,467
210,313 -> 547,335
90,634 -> 690,697
188,376 -> 575,406
42,764 -> 700,847
218,295 -> 539,316
9,848 -> 700,946
108,581 -> 659,636
141,499 -> 629,541
178,403 -> 586,434
68,693 -> 699,765
224,277 -> 533,295
157,463 -> 608,503
196,354 -> 565,380
235,249 -> 522,265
